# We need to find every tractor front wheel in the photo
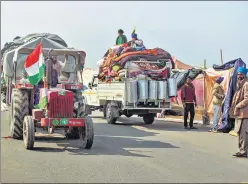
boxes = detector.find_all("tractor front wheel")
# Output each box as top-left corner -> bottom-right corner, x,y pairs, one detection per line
79,116 -> 94,149
23,116 -> 35,150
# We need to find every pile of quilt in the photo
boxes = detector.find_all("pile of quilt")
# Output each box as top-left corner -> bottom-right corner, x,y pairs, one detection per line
97,44 -> 174,82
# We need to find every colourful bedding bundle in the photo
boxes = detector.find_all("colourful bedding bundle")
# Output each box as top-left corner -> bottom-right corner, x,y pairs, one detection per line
98,45 -> 173,82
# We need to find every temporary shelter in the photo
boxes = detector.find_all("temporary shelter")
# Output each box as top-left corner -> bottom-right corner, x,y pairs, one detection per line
205,58 -> 246,132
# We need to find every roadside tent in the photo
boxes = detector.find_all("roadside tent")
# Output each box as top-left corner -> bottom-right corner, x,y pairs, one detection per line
205,58 -> 246,132
204,68 -> 231,114
172,57 -> 247,132
170,69 -> 204,106
171,57 -> 204,107
172,56 -> 194,70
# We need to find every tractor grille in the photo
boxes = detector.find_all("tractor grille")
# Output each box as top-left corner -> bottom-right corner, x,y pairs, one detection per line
47,90 -> 74,118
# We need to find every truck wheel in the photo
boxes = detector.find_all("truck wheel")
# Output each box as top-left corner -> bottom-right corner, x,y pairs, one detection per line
106,103 -> 118,124
125,113 -> 133,118
143,114 -> 155,124
10,89 -> 29,139
23,116 -> 35,150
79,116 -> 94,149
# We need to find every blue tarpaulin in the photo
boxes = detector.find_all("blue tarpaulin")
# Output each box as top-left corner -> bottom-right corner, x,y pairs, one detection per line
213,58 -> 247,133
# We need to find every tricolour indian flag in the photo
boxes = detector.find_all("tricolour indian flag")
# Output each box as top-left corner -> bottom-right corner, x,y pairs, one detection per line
24,43 -> 45,85
35,88 -> 48,109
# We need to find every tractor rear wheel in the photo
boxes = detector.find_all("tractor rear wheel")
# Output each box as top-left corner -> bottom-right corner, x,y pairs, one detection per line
10,89 -> 30,139
23,115 -> 35,150
79,116 -> 94,149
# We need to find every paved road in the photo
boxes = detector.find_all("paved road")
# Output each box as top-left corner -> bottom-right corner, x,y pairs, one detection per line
1,111 -> 248,183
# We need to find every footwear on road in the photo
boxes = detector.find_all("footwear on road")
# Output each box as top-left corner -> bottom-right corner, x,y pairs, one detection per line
232,152 -> 247,158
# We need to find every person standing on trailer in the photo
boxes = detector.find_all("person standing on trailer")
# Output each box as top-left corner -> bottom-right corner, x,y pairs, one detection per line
116,29 -> 127,45
229,66 -> 248,158
181,77 -> 197,129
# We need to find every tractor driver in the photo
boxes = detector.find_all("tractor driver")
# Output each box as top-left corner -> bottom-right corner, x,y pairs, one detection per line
33,56 -> 59,105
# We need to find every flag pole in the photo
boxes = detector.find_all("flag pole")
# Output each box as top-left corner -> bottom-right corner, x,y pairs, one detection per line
220,49 -> 223,65
44,48 -> 52,133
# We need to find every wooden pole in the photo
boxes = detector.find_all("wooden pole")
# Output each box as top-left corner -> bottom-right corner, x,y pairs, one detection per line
204,59 -> 207,70
220,49 -> 223,65
0,61 -> 2,114
202,59 -> 210,125
203,59 -> 206,109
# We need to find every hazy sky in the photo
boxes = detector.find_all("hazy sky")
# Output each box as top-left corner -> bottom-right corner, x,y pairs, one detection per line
1,1 -> 247,68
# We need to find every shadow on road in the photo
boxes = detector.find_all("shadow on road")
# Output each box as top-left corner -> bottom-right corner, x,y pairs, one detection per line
33,136 -> 178,158
91,112 -> 210,133
33,137 -> 179,157
115,116 -> 211,133
30,121 -> 179,157
2,111 -> 185,157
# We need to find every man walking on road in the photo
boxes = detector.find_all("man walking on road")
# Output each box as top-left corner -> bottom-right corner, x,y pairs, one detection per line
229,66 -> 248,158
209,77 -> 225,132
181,77 -> 197,129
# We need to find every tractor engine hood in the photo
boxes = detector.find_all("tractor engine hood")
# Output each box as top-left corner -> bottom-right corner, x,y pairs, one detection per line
45,88 -> 74,118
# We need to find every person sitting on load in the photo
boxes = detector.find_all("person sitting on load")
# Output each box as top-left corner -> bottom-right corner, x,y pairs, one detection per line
120,33 -> 146,55
116,29 -> 127,45
130,33 -> 146,51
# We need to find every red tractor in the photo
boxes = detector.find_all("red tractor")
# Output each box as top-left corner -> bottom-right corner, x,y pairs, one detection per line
4,47 -> 93,150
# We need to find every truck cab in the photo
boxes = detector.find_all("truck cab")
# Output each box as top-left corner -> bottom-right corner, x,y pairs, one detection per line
83,74 -> 99,107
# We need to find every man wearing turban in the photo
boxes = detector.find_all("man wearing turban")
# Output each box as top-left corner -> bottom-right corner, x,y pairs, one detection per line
209,77 -> 225,132
130,33 -> 146,51
229,66 -> 248,158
